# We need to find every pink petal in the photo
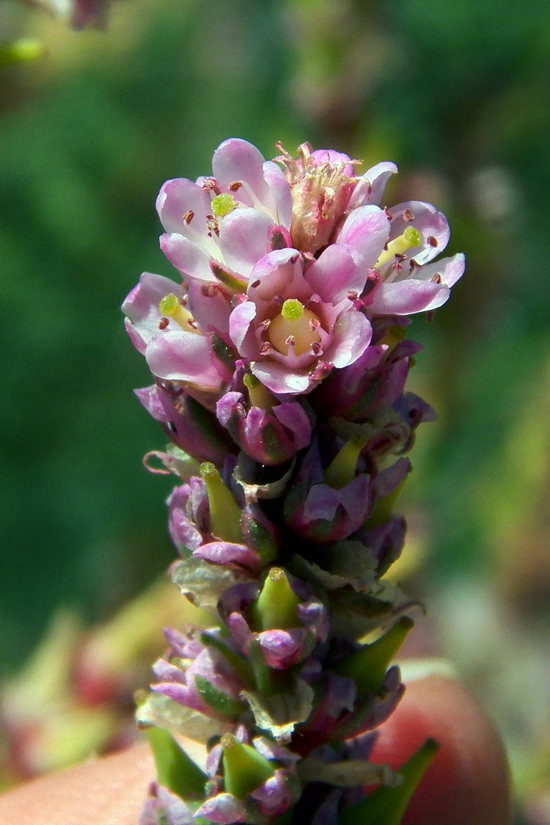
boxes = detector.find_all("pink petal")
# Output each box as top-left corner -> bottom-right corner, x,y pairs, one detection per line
262,160 -> 293,227
156,178 -> 211,234
187,280 -> 231,335
212,138 -> 272,211
219,208 -> 273,277
250,361 -> 313,395
370,280 -> 451,315
160,233 -> 217,281
414,253 -> 465,287
337,205 -> 391,268
349,162 -> 398,208
327,310 -> 372,369
146,329 -> 222,386
229,301 -> 257,353
306,244 -> 367,303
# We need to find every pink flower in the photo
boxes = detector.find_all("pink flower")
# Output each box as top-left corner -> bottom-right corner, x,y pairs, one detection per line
158,139 -> 292,287
228,247 -> 372,394
278,142 -> 464,316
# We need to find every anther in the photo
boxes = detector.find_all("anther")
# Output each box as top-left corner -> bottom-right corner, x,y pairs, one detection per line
403,209 -> 414,222
183,210 -> 194,224
431,274 -> 442,284
427,236 -> 438,247
229,181 -> 242,191
259,343 -> 272,356
158,318 -> 169,330
202,177 -> 221,194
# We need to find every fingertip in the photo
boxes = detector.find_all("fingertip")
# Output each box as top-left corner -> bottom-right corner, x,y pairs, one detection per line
369,674 -> 512,825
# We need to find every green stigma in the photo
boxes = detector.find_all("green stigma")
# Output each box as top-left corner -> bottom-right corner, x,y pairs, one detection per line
404,225 -> 421,247
159,293 -> 179,315
281,298 -> 304,321
211,193 -> 236,218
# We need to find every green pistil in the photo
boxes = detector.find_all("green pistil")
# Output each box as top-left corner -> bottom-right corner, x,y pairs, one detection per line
158,293 -> 197,333
323,436 -> 367,489
281,298 -> 304,321
375,226 -> 423,270
211,193 -> 236,218
200,462 -> 242,544
334,617 -> 414,696
250,568 -> 301,631
221,733 -> 275,799
243,373 -> 276,411
338,738 -> 440,825
404,225 -> 422,247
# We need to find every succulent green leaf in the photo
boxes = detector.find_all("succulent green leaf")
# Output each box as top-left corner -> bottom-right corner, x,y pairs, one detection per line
338,738 -> 440,825
334,617 -> 414,695
249,568 -> 301,631
146,726 -> 207,799
221,733 -> 275,799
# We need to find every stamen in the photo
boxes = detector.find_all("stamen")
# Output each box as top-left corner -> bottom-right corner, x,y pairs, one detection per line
183,210 -> 194,224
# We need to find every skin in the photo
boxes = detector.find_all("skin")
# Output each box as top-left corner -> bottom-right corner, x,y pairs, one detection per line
0,675 -> 511,825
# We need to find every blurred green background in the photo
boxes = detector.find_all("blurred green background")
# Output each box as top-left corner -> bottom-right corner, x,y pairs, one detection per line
2,0 -> 550,818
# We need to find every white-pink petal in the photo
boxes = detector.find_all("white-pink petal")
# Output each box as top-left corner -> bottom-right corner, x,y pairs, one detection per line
306,243 -> 367,304
370,280 -> 451,315
337,205 -> 390,269
349,161 -> 398,208
156,178 -> 211,234
415,253 -> 465,287
219,208 -> 273,277
250,361 -> 313,395
327,310 -> 372,368
229,300 -> 257,352
212,138 -> 272,211
262,160 -> 293,227
160,233 -> 217,282
145,329 -> 221,386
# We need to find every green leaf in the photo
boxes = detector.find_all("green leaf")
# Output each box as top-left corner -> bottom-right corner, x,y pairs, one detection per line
334,617 -> 414,695
338,738 -> 440,825
221,733 -> 275,799
146,726 -> 207,799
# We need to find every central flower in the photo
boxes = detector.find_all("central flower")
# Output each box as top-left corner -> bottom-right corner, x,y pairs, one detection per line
228,247 -> 373,395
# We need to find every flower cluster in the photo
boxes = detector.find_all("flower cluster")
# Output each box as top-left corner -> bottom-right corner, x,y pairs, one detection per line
125,139 -> 463,825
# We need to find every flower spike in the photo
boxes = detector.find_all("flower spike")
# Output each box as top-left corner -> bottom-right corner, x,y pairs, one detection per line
125,138 -> 466,825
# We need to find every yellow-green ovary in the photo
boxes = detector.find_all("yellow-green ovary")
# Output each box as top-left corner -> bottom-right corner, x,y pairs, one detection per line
268,299 -> 321,356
